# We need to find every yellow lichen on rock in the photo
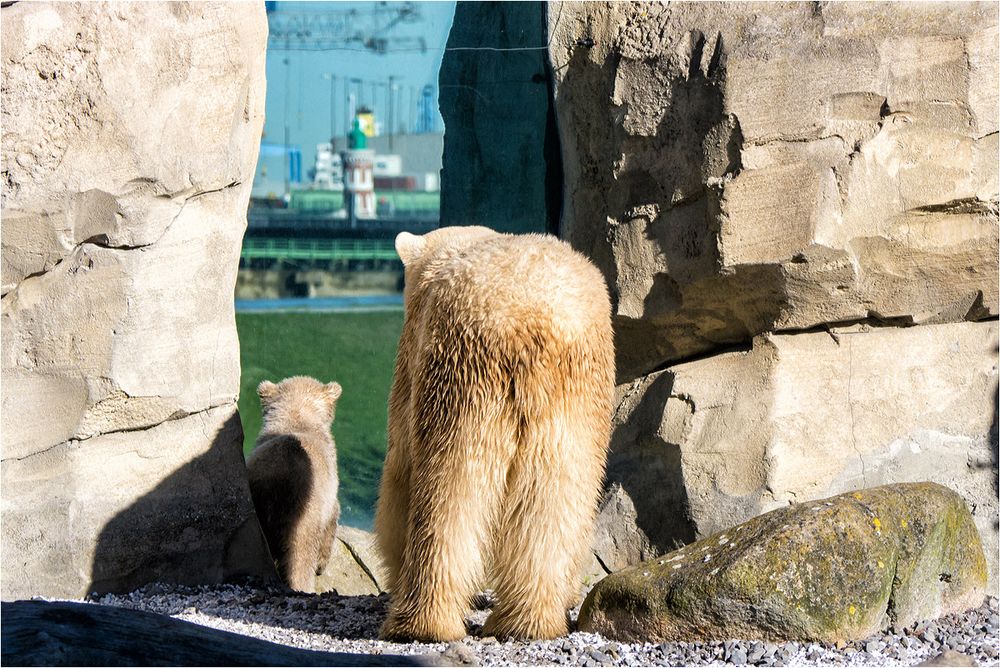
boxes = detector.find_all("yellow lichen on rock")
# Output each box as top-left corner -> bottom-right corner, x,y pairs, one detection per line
579,483 -> 987,643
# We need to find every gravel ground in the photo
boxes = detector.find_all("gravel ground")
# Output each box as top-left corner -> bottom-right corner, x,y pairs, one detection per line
82,582 -> 999,666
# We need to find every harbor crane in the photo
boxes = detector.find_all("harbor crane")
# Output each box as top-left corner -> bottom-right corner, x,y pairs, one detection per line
265,2 -> 426,54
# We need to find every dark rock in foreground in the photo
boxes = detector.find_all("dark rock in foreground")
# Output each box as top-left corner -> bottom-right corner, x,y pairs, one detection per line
579,482 -> 987,643
0,599 -> 450,667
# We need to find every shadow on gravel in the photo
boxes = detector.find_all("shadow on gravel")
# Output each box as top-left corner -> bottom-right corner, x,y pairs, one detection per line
100,580 -> 395,639
0,599 -> 439,666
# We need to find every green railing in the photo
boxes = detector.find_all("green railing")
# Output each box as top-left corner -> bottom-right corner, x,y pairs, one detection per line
288,190 -> 440,216
241,237 -> 400,263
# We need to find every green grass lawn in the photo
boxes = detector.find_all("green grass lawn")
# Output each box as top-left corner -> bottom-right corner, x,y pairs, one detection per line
236,310 -> 403,529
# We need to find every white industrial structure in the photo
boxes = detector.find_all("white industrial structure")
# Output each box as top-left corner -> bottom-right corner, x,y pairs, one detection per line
313,143 -> 344,190
311,130 -> 445,193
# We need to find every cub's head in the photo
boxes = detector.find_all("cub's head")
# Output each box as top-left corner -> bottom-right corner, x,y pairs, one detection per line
395,226 -> 498,270
257,376 -> 342,431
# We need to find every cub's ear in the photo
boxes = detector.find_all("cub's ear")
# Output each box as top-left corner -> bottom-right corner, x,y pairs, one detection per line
323,382 -> 343,405
395,231 -> 426,266
257,380 -> 278,401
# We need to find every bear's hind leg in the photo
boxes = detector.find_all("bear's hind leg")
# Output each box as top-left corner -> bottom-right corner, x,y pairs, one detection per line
285,513 -> 323,593
484,411 -> 606,640
380,417 -> 512,642
374,438 -> 410,593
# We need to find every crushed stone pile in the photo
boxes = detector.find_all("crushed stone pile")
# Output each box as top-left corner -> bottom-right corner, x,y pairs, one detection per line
79,582 -> 999,666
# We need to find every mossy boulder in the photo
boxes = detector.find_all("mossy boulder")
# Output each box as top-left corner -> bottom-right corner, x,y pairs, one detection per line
579,482 -> 987,643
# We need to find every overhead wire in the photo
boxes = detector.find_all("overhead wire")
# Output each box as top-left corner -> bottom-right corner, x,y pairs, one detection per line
270,2 -> 567,54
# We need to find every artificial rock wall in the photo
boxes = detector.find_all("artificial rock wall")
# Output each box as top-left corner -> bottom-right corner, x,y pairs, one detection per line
1,2 -> 273,598
543,2 -> 999,584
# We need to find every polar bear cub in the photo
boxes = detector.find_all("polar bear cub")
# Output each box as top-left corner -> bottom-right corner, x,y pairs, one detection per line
247,376 -> 342,593
375,226 -> 615,641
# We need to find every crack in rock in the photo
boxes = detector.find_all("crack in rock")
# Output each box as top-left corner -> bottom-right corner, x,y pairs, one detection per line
1,180 -> 241,299
1,401 -> 236,464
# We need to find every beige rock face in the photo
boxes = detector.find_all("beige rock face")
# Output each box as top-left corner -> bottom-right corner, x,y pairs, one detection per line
548,1 -> 999,382
599,321 -> 998,585
1,2 -> 272,598
545,1 -> 999,589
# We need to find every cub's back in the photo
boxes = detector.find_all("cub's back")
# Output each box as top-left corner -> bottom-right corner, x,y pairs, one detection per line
246,435 -> 312,542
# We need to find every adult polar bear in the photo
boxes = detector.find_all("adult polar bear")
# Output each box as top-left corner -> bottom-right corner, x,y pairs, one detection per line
375,226 -> 614,641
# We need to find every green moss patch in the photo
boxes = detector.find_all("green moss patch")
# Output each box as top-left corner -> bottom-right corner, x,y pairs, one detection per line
580,483 -> 987,643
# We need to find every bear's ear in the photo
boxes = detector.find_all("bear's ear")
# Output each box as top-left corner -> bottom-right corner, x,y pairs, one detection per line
395,231 -> 426,266
257,380 -> 278,401
323,381 -> 342,405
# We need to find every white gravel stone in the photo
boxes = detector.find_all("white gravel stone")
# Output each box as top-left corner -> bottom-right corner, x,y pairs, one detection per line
44,584 -> 998,666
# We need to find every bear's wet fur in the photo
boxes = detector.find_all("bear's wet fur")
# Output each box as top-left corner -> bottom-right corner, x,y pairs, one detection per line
376,227 -> 614,641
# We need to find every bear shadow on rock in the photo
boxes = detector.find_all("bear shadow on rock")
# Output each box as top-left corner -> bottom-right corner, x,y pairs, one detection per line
554,28 -> 787,382
90,411 -> 394,641
89,412 -> 277,595
606,371 -> 697,557
553,35 -> 725,551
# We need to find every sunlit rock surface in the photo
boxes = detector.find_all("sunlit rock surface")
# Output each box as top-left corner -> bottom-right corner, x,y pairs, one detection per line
317,525 -> 389,597
1,2 -> 273,598
549,3 -> 998,380
544,1 -> 999,587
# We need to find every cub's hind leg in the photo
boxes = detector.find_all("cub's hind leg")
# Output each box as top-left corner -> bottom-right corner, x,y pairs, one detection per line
284,510 -> 324,593
316,507 -> 339,576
